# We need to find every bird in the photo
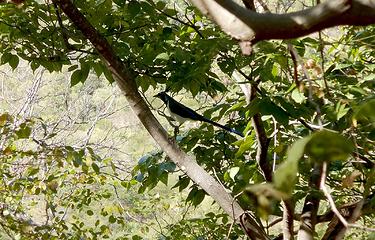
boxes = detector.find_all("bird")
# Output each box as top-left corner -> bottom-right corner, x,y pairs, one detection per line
154,91 -> 243,137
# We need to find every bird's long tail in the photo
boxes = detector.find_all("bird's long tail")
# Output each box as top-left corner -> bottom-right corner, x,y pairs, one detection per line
200,117 -> 244,137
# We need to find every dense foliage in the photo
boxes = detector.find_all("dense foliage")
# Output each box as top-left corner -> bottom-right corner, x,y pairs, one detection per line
0,0 -> 374,239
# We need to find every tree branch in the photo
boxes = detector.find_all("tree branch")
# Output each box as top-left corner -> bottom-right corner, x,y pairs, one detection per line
297,163 -> 323,240
282,199 -> 295,240
322,192 -> 375,239
189,0 -> 375,44
52,0 -> 268,239
250,84 -> 272,182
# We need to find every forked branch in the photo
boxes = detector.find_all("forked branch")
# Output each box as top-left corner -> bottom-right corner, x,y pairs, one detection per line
190,0 -> 375,44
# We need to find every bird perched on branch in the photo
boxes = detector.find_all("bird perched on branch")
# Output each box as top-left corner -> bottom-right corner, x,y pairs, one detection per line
154,91 -> 243,137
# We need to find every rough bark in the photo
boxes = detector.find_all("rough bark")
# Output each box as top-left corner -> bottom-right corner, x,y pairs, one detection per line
282,199 -> 295,240
189,0 -> 375,44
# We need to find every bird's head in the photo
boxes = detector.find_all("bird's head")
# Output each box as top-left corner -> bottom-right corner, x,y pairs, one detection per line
154,91 -> 169,103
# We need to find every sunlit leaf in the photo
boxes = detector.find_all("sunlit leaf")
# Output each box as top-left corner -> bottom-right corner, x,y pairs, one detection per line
236,134 -> 254,157
155,52 -> 169,61
229,167 -> 240,181
291,88 -> 306,104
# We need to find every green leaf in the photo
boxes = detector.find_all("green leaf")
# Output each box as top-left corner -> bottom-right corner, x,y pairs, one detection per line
156,1 -> 166,9
162,27 -> 173,38
15,123 -> 31,139
159,171 -> 168,185
8,54 -> 19,69
70,63 -> 90,87
335,101 -> 350,121
229,167 -> 240,181
87,210 -> 94,216
113,0 -> 125,6
245,98 -> 261,119
68,151 -> 83,167
190,80 -> 200,96
155,52 -> 169,61
103,68 -> 114,83
1,52 -> 12,65
368,129 -> 375,141
223,171 -> 231,182
132,235 -> 142,240
109,215 -> 116,223
186,187 -> 198,203
274,136 -> 311,195
305,130 -> 353,163
92,63 -> 104,77
271,63 -> 279,77
92,163 -> 100,173
159,161 -> 176,172
291,88 -> 306,104
1,52 -> 19,67
70,70 -> 83,87
128,1 -> 141,17
353,99 -> 375,125
227,99 -> 246,112
236,134 -> 254,157
179,177 -> 190,192
186,186 -> 206,206
260,99 -> 289,126
192,189 -> 205,207
30,61 -> 40,72
0,113 -> 12,127
27,167 -> 39,176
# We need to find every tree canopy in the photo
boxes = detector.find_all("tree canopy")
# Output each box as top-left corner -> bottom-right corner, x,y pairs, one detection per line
0,0 -> 374,239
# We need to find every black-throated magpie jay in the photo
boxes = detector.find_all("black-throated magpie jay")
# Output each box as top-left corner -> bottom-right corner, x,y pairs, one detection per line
154,92 -> 244,137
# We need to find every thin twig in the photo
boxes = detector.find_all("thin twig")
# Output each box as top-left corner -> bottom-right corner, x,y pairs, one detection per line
318,30 -> 330,95
320,161 -> 348,227
321,162 -> 375,233
287,43 -> 301,88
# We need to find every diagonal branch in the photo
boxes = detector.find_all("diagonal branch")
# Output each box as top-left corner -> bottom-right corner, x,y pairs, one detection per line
320,162 -> 349,229
190,0 -> 375,44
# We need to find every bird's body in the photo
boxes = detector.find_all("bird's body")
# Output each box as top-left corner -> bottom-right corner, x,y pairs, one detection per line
155,92 -> 243,137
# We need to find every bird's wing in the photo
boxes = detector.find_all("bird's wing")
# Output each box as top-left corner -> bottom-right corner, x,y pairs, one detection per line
167,97 -> 204,121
